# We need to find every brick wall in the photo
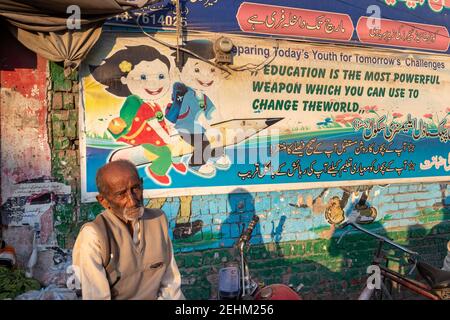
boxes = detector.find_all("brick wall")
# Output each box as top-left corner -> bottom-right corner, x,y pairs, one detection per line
48,62 -> 104,248
47,62 -> 450,300
166,184 -> 450,299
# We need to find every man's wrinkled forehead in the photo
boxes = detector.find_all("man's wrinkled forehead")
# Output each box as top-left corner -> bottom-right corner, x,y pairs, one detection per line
97,161 -> 140,192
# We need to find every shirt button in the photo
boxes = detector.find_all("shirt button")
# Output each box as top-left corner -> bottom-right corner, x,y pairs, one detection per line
146,127 -> 151,131
134,117 -> 140,122
156,140 -> 161,145
131,139 -> 136,144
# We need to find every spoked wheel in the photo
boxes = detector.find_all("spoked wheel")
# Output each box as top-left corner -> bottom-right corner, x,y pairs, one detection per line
372,278 -> 393,300
359,276 -> 393,300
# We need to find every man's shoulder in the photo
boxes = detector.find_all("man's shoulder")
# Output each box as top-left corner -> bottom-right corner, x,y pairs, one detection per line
73,213 -> 107,255
143,208 -> 171,227
142,208 -> 167,220
142,208 -> 170,238
78,212 -> 109,238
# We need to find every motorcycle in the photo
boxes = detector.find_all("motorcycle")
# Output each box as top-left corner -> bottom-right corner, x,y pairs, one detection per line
218,215 -> 302,300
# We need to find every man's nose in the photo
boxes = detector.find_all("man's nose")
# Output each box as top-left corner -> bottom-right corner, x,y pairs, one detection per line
125,189 -> 139,206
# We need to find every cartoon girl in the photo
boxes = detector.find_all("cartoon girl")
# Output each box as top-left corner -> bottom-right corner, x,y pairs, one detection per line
90,45 -> 186,185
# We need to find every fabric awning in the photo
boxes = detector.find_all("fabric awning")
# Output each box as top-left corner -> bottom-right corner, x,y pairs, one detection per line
0,0 -> 160,76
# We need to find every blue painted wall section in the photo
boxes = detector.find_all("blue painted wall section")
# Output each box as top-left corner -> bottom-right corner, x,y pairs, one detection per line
142,182 -> 450,299
159,184 -> 449,252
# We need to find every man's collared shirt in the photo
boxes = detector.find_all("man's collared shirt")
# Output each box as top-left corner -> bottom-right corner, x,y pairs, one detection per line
73,216 -> 185,300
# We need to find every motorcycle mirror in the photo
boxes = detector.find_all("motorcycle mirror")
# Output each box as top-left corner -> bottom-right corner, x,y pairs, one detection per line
355,215 -> 375,224
344,211 -> 376,226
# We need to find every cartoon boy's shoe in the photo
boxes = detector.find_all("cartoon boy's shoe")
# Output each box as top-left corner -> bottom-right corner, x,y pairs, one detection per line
146,167 -> 171,185
199,163 -> 216,176
214,154 -> 231,170
172,162 -> 187,174
189,163 -> 216,177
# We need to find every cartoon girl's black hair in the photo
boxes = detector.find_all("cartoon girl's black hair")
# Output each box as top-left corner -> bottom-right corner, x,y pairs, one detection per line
89,45 -> 171,97
173,39 -> 215,72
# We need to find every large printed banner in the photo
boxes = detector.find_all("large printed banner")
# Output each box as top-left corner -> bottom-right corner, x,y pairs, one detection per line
80,32 -> 450,201
107,0 -> 450,54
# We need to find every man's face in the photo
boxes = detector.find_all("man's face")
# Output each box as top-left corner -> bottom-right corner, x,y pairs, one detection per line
97,165 -> 144,221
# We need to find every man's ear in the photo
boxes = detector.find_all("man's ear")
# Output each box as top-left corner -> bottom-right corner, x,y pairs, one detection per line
96,194 -> 110,210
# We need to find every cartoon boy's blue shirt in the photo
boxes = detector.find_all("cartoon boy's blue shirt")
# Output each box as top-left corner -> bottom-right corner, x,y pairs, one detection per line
168,87 -> 215,134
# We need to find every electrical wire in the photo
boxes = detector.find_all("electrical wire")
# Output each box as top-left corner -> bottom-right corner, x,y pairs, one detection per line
129,1 -> 287,76
175,0 -> 181,65
131,11 -> 283,76
131,12 -> 232,76
226,39 -> 280,73
130,0 -> 448,76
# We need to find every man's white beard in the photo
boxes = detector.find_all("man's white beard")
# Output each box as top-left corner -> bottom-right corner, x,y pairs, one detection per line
123,206 -> 144,222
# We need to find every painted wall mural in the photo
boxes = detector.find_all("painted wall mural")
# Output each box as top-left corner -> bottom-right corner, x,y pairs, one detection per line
172,182 -> 449,299
147,183 -> 449,253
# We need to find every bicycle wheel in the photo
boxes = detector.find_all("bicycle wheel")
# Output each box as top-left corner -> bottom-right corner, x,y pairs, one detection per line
357,286 -> 375,300
372,279 -> 393,300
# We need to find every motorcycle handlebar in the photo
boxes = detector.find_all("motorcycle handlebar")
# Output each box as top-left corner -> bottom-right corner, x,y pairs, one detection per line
338,221 -> 418,256
238,215 -> 259,247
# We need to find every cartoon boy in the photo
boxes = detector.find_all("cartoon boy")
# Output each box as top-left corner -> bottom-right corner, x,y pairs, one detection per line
166,39 -> 231,177
90,45 -> 186,185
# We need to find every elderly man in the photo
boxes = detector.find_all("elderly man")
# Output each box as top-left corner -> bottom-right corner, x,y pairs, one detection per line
73,160 -> 184,300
